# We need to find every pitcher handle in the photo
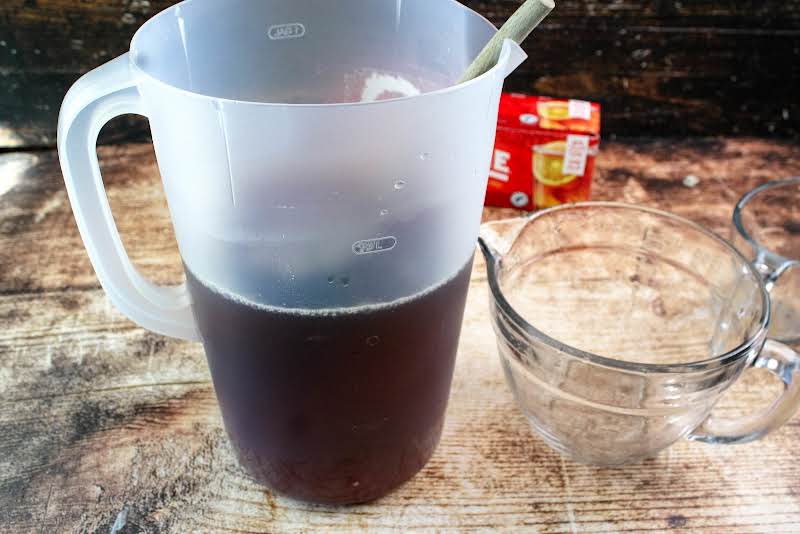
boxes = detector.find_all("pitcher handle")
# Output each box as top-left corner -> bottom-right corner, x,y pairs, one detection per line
58,54 -> 199,341
688,340 -> 800,444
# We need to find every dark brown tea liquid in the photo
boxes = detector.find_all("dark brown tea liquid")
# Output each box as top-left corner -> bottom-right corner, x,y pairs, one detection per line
185,260 -> 472,504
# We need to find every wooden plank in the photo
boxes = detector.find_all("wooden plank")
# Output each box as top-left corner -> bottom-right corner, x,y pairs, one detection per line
463,1 -> 800,138
0,288 -> 209,402
0,144 -> 183,294
3,139 -> 799,294
1,286 -> 799,533
1,139 -> 800,532
1,1 -> 799,147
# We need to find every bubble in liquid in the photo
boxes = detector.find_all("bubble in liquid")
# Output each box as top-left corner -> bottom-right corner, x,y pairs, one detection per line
340,276 -> 350,288
327,276 -> 336,284
419,152 -> 432,161
379,209 -> 389,217
393,180 -> 406,191
366,336 -> 380,347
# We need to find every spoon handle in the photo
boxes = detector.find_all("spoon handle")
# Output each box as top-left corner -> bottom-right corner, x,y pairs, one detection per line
459,0 -> 555,83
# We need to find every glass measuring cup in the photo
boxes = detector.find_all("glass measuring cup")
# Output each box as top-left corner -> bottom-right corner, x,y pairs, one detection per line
58,0 -> 526,504
732,178 -> 800,343
479,203 -> 800,466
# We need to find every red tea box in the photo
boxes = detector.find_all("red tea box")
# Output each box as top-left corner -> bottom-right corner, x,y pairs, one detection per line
486,93 -> 601,210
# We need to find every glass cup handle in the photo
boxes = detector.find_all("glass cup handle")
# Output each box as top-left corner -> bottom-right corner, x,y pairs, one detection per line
754,254 -> 796,292
58,54 -> 200,341
688,340 -> 800,444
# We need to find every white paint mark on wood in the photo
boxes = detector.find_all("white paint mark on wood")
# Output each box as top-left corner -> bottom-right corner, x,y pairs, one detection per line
33,191 -> 65,223
560,456 -> 579,534
40,482 -> 54,532
623,177 -> 650,202
683,174 -> 701,188
0,153 -> 38,197
109,505 -> 128,534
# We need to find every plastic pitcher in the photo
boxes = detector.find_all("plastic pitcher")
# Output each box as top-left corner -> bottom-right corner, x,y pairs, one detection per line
58,0 -> 526,504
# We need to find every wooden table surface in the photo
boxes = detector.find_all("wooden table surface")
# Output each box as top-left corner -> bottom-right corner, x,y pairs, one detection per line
1,138 -> 799,533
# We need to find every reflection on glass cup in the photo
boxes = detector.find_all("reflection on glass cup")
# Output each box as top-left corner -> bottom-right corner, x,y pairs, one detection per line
732,178 -> 800,343
480,203 -> 800,466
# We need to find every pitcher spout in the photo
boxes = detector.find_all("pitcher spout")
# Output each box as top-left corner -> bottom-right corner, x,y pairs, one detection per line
478,237 -> 502,267
497,39 -> 528,79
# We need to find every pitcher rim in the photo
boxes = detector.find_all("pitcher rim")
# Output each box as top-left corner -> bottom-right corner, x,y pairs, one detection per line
129,0 -> 510,108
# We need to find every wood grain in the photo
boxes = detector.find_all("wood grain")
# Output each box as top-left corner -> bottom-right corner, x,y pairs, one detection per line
1,139 -> 800,533
1,1 -> 799,148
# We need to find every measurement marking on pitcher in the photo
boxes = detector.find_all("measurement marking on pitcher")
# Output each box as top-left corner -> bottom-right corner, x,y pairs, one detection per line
175,6 -> 194,90
214,100 -> 237,206
268,23 -> 306,40
352,236 -> 397,255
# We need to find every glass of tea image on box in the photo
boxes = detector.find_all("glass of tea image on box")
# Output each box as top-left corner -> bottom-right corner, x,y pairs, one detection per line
536,100 -> 570,129
532,138 -> 598,209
